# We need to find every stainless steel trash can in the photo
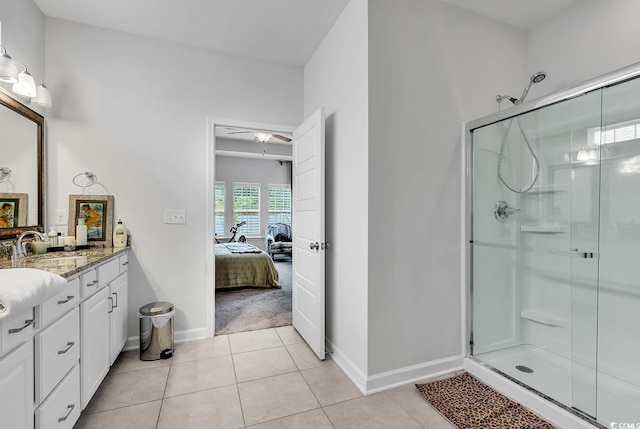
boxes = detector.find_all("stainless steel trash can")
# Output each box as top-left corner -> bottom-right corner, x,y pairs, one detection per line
138,301 -> 174,361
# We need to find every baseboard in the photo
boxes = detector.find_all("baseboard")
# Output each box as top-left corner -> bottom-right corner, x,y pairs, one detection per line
464,358 -> 599,429
325,338 -> 368,395
124,327 -> 209,351
327,338 -> 465,395
365,355 -> 464,394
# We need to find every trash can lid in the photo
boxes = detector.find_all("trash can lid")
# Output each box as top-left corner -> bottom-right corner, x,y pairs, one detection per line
139,301 -> 174,316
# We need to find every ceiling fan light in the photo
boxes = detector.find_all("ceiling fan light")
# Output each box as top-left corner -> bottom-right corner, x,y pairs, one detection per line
13,67 -> 37,98
33,83 -> 52,107
0,47 -> 18,83
254,132 -> 272,143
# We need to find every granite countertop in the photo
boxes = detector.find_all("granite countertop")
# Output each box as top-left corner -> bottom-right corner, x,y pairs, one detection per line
0,247 -> 128,278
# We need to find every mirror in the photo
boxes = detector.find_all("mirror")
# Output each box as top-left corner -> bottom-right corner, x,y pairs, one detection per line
0,90 -> 44,239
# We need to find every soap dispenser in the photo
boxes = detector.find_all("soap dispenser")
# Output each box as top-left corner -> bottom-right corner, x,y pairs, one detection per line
113,219 -> 127,248
76,217 -> 88,246
47,227 -> 57,247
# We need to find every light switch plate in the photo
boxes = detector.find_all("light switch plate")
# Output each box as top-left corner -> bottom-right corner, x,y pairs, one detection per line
164,209 -> 186,224
54,209 -> 67,225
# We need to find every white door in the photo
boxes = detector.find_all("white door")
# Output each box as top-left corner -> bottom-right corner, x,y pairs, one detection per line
292,108 -> 326,359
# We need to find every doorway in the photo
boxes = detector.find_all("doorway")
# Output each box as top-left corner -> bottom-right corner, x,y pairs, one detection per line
206,118 -> 296,337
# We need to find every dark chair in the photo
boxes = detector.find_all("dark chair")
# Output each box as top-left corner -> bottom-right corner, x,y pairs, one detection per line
265,223 -> 292,259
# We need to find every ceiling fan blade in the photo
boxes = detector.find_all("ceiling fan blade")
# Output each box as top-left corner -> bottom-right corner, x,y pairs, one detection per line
227,131 -> 252,134
272,134 -> 292,142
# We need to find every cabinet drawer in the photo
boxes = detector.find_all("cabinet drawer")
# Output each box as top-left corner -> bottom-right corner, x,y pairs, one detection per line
98,258 -> 120,287
35,364 -> 80,429
80,269 -> 98,299
1,308 -> 35,355
35,307 -> 79,403
40,278 -> 79,326
119,252 -> 129,274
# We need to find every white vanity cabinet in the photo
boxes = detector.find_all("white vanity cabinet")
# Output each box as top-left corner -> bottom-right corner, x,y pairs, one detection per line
109,273 -> 128,365
0,249 -> 128,427
80,252 -> 130,408
0,340 -> 34,429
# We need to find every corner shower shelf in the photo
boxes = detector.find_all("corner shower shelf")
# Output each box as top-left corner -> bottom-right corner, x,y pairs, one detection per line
521,224 -> 569,234
526,184 -> 568,194
520,310 -> 567,327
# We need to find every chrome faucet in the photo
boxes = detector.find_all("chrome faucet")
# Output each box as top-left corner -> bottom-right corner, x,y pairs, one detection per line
13,230 -> 48,259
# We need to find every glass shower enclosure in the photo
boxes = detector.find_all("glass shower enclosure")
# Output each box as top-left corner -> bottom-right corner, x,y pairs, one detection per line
467,67 -> 640,427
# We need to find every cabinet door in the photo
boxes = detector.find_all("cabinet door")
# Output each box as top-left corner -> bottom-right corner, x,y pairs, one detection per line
110,273 -> 128,365
80,287 -> 110,409
0,341 -> 34,429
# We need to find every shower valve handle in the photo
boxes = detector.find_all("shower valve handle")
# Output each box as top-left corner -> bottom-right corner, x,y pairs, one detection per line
493,200 -> 520,223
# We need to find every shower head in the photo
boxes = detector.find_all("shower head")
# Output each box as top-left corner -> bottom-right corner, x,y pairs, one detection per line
531,71 -> 546,84
516,71 -> 547,104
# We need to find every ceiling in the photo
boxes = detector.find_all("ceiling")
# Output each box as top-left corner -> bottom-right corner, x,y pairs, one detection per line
33,0 -> 350,67
440,0 -> 583,29
33,0 -> 582,68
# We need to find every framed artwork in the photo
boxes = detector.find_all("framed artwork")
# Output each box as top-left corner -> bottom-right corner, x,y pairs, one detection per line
68,194 -> 114,247
0,193 -> 28,228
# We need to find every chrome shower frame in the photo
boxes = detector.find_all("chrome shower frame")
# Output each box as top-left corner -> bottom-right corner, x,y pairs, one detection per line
463,61 -> 640,428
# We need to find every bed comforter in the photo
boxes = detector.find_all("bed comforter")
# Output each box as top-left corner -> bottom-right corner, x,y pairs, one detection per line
215,243 -> 280,289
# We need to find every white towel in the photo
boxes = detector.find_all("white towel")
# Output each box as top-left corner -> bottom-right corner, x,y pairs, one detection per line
0,268 -> 68,320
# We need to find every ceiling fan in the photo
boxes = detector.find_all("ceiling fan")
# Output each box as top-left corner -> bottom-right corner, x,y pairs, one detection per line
223,127 -> 292,143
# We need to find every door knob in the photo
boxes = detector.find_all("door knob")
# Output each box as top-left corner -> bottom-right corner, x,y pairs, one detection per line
310,242 -> 319,250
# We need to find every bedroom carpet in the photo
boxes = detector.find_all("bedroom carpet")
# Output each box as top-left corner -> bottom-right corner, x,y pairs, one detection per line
215,256 -> 292,335
416,372 -> 555,428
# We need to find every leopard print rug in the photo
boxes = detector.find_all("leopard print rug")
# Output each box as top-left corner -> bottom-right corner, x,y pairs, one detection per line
416,372 -> 555,428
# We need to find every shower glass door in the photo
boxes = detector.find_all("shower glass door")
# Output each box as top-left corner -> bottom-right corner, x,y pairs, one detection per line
597,76 -> 640,423
471,90 -> 602,419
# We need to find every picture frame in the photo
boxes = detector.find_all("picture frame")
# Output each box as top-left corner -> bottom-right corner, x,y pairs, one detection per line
0,193 -> 28,228
68,194 -> 114,247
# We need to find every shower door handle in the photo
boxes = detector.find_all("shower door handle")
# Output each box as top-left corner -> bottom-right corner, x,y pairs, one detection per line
570,248 -> 598,259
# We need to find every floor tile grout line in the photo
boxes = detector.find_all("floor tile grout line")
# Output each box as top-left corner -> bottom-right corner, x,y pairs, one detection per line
154,352 -> 173,429
384,389 -> 431,429
229,335 -> 248,429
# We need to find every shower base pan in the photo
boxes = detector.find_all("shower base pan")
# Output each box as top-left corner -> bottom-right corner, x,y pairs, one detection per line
470,345 -> 640,428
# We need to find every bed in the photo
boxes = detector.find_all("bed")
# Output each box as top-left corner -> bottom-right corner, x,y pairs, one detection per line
215,242 -> 281,289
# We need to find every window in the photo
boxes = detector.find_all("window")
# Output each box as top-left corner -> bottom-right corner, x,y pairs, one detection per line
588,118 -> 640,146
233,183 -> 260,235
214,182 -> 225,236
268,184 -> 291,225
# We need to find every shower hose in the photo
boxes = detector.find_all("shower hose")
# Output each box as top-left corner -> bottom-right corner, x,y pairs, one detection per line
497,116 -> 540,193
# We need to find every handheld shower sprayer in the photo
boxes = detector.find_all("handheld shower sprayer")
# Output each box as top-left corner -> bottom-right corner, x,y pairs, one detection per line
496,71 -> 547,106
495,71 -> 547,194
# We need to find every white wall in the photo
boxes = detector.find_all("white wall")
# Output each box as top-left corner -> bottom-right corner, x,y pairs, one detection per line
528,0 -> 640,96
215,152 -> 291,249
367,0 -> 527,379
304,0 -> 370,384
44,18 -> 303,340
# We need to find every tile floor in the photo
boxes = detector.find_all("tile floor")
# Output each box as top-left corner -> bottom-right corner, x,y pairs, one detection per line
73,326 -> 455,429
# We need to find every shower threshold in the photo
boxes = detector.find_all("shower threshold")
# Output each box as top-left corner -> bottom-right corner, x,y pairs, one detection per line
473,345 -> 640,427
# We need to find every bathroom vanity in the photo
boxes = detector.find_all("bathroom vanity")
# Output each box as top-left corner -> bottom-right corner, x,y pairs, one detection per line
0,248 -> 128,429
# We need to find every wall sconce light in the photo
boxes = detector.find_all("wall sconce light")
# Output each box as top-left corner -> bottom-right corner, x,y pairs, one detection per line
0,44 -> 52,107
32,77 -> 52,108
0,167 -> 11,183
13,63 -> 37,98
0,46 -> 18,83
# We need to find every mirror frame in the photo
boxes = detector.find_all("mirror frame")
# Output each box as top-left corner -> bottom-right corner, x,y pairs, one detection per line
0,90 -> 44,240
